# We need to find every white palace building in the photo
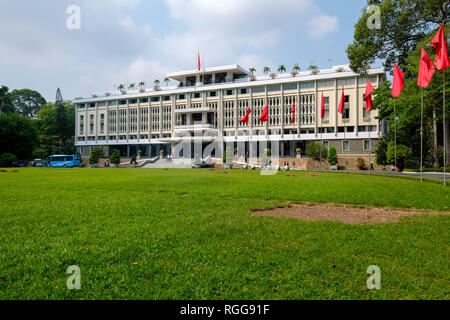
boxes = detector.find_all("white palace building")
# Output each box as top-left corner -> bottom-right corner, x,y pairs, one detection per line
74,64 -> 386,168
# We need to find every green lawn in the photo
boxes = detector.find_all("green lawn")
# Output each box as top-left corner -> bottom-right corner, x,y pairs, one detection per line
0,168 -> 448,300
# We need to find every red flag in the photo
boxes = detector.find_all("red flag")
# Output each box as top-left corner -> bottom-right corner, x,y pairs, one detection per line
239,107 -> 252,124
391,64 -> 405,98
418,47 -> 436,88
197,52 -> 201,71
259,104 -> 269,122
320,92 -> 325,119
431,23 -> 450,71
291,99 -> 296,124
338,87 -> 345,114
365,80 -> 375,112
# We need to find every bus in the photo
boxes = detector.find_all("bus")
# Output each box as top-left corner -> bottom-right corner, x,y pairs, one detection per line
47,155 -> 81,168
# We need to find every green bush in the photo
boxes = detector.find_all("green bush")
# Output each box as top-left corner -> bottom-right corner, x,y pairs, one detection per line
306,142 -> 327,160
404,159 -> 419,169
0,153 -> 17,167
88,147 -> 102,165
375,135 -> 388,165
327,147 -> 338,166
110,149 -> 120,165
386,142 -> 412,171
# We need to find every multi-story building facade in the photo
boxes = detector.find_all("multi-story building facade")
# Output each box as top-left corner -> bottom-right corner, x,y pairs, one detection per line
74,64 -> 386,167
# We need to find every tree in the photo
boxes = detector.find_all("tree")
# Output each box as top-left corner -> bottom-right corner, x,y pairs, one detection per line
8,89 -> 46,118
327,147 -> 338,165
278,65 -> 286,74
263,67 -> 271,76
164,78 -> 170,87
0,86 -> 11,120
308,65 -> 319,74
138,81 -> 146,88
110,149 -> 121,165
0,112 -> 38,159
306,141 -> 328,160
0,153 -> 17,167
35,101 -> 75,156
375,135 -> 388,165
88,147 -> 103,166
118,84 -> 125,92
387,141 -> 412,171
347,0 -> 449,74
249,67 -> 256,75
128,83 -> 136,90
293,64 -> 301,72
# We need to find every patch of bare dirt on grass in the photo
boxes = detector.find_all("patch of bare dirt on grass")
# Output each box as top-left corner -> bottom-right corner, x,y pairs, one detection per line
253,203 -> 449,224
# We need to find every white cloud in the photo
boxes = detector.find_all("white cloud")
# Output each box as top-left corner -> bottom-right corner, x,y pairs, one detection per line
307,14 -> 339,39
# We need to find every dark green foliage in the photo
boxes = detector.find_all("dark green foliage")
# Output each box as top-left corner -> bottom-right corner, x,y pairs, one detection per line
0,112 -> 38,159
0,153 -> 17,167
8,89 -> 46,118
375,135 -> 388,165
110,149 -> 121,165
327,147 -> 338,165
306,141 -> 328,160
387,142 -> 413,171
88,147 -> 103,165
347,0 -> 449,73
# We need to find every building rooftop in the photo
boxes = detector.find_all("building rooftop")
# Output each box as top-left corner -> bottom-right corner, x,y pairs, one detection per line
167,64 -> 249,82
74,64 -> 385,103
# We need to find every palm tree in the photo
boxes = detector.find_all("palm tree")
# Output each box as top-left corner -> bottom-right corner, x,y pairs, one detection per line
278,65 -> 286,74
291,64 -> 301,76
164,77 -> 170,87
308,64 -> 319,75
263,67 -> 271,76
117,84 -> 125,92
128,83 -> 136,90
154,79 -> 160,86
249,67 -> 256,75
138,81 -> 146,88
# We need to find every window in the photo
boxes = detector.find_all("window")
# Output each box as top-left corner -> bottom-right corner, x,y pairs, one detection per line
283,83 -> 297,91
207,91 -> 217,97
323,97 -> 330,120
239,88 -> 248,95
150,97 -> 160,102
364,140 -> 371,151
89,115 -> 94,134
224,90 -> 234,96
252,86 -> 265,93
337,78 -> 355,86
163,96 -> 171,101
191,92 -> 202,99
176,94 -> 186,100
119,100 -> 127,105
79,115 -> 84,133
300,82 -> 314,89
362,94 -> 371,118
343,140 -> 349,151
140,98 -> 149,103
342,96 -> 350,119
267,85 -> 281,92
318,80 -> 334,88
108,100 -> 117,106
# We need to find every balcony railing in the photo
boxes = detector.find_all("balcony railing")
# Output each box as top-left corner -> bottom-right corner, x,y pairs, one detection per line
174,124 -> 215,131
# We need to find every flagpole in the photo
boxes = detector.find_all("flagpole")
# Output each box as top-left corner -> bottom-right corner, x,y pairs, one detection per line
421,87 -> 424,182
369,115 -> 371,175
444,69 -> 447,187
394,99 -> 397,179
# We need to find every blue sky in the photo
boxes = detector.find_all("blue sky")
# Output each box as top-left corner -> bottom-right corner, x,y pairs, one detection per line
0,0 -> 371,102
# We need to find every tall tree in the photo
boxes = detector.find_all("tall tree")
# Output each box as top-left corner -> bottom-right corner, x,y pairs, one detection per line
347,0 -> 449,74
8,89 -> 46,118
0,112 -> 38,159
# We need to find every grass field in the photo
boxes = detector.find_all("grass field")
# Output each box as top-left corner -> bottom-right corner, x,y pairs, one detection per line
0,168 -> 449,300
